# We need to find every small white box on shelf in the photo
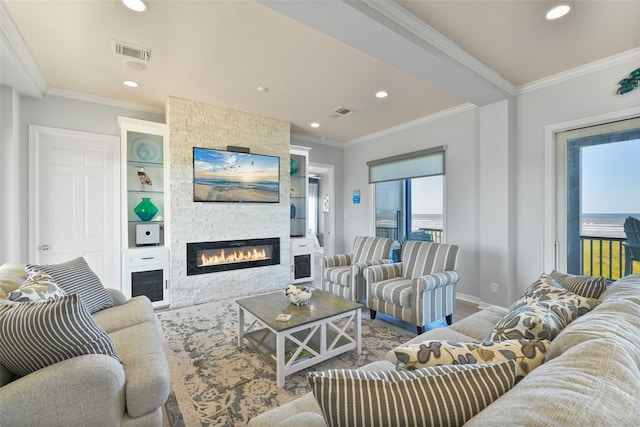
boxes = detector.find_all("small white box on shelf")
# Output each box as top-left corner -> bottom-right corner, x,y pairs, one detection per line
136,223 -> 160,246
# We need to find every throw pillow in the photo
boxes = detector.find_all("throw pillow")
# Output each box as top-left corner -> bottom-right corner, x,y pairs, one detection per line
307,360 -> 517,427
0,294 -> 121,377
394,339 -> 549,382
6,271 -> 66,302
510,273 -> 599,316
485,302 -> 567,342
549,270 -> 607,299
0,263 -> 27,299
26,257 -> 114,313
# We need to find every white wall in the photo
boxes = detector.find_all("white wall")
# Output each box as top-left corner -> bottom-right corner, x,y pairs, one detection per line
0,91 -> 163,263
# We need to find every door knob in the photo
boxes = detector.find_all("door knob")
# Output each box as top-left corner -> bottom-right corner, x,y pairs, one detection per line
40,244 -> 49,251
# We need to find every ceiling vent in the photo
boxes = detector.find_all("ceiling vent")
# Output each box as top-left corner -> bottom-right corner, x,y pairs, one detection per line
112,40 -> 151,62
330,106 -> 354,117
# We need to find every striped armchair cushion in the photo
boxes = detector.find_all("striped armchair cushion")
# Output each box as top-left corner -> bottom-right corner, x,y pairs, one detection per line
352,236 -> 393,264
324,265 -> 351,285
402,241 -> 459,279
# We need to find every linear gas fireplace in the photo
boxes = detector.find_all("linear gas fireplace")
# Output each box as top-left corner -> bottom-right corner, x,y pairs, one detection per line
186,238 -> 280,276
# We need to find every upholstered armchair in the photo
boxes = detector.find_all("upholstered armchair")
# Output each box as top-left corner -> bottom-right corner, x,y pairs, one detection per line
321,236 -> 394,302
365,241 -> 460,334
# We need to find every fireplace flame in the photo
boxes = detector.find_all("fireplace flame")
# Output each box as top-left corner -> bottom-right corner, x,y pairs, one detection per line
199,247 -> 268,267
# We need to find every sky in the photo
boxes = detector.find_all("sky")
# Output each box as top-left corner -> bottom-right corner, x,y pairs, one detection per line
582,138 -> 640,214
411,175 -> 443,214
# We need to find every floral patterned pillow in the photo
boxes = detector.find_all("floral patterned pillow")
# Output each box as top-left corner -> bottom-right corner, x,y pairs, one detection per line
485,302 -> 568,342
7,271 -> 66,303
394,339 -> 549,383
510,274 -> 600,316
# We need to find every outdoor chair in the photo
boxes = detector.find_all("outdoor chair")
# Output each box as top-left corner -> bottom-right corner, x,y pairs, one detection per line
365,241 -> 460,334
624,216 -> 640,275
320,236 -> 394,302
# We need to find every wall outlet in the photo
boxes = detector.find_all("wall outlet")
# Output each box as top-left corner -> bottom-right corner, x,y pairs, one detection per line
490,282 -> 500,293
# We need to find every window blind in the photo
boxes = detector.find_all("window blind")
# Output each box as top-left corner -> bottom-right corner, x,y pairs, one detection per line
367,146 -> 446,183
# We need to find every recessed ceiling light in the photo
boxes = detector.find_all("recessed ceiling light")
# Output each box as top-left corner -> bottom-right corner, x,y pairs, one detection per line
123,80 -> 139,88
310,123 -> 320,128
257,86 -> 269,93
122,0 -> 148,12
546,4 -> 571,20
376,90 -> 389,98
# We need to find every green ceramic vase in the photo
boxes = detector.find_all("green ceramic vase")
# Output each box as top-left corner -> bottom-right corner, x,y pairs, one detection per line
134,197 -> 159,221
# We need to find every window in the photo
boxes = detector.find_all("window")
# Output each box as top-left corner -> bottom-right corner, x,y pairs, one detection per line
555,118 -> 640,279
368,147 -> 445,252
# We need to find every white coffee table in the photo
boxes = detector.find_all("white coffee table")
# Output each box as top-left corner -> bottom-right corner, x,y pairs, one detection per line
237,288 -> 362,387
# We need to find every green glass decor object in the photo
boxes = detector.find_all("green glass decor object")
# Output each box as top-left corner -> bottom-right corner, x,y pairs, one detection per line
290,158 -> 299,176
134,198 -> 159,221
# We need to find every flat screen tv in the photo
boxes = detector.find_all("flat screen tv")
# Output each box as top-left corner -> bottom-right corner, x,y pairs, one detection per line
193,147 -> 280,203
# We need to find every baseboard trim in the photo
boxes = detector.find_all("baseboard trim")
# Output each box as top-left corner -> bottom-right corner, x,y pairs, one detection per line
456,292 -> 494,310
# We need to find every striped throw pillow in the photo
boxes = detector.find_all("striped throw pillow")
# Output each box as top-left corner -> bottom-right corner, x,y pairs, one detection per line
549,270 -> 607,299
307,360 -> 517,427
26,257 -> 114,313
0,294 -> 121,377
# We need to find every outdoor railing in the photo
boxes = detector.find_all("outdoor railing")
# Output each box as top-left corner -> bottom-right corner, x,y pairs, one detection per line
375,230 -> 634,280
581,235 -> 636,280
375,227 -> 443,244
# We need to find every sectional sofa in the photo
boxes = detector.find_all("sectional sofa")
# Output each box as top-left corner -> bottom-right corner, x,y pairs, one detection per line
248,273 -> 640,426
0,260 -> 171,426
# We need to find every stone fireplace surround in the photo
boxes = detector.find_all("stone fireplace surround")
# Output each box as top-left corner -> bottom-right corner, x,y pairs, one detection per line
167,96 -> 292,308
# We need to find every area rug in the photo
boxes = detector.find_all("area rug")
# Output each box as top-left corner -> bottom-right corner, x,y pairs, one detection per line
157,296 -> 417,426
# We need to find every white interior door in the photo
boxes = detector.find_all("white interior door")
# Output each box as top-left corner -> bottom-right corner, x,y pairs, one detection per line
29,125 -> 120,287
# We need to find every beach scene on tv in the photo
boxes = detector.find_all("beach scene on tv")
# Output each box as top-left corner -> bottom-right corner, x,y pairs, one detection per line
193,148 -> 280,202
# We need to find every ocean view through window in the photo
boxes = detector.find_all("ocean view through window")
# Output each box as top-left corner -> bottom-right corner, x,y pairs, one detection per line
562,121 -> 640,279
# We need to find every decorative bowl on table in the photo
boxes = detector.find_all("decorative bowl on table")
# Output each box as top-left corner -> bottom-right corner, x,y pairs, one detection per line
283,285 -> 312,306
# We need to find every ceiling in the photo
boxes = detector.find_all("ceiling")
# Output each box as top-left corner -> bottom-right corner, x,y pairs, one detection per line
2,0 -> 639,144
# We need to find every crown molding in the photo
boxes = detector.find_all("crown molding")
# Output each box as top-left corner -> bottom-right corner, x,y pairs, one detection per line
46,87 -> 165,115
290,133 -> 342,148
518,48 -> 640,94
345,103 -> 476,148
0,1 -> 47,96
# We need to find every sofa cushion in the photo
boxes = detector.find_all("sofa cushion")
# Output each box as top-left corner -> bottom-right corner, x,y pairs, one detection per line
449,305 -> 510,341
547,295 -> 640,364
368,277 -> 412,307
6,271 -> 66,302
307,360 -> 517,427
92,296 -> 156,334
0,294 -> 121,377
394,339 -> 549,382
108,321 -> 171,417
549,270 -> 607,299
485,302 -> 568,342
26,257 -> 114,313
510,273 -> 599,315
465,339 -> 640,427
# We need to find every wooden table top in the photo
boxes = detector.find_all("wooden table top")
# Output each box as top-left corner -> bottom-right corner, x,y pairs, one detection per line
236,288 -> 362,332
